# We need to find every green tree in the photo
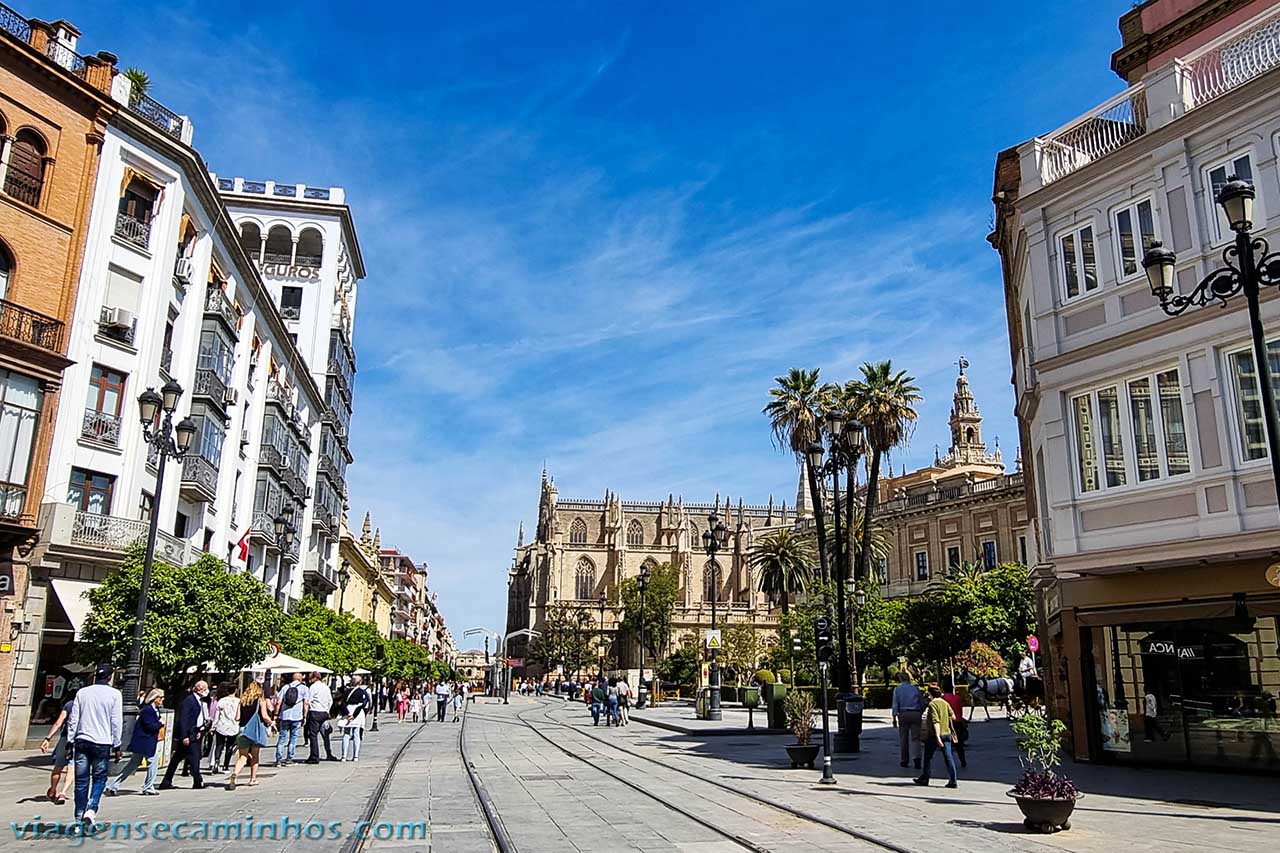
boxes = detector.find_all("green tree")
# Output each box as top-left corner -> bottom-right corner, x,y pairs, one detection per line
656,644 -> 699,688
528,602 -> 594,679
940,561 -> 1035,662
719,625 -> 763,683
80,548 -> 282,687
955,640 -> 1006,678
380,636 -> 436,681
751,529 -> 815,616
765,582 -> 831,685
123,67 -> 150,103
279,597 -> 382,675
901,590 -> 969,672
614,562 -> 679,661
852,582 -> 906,686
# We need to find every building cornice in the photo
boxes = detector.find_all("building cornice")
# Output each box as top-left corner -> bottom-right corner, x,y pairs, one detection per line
1112,0 -> 1255,82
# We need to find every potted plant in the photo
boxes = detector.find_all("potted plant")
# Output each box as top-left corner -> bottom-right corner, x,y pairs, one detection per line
1008,713 -> 1081,833
783,690 -> 819,768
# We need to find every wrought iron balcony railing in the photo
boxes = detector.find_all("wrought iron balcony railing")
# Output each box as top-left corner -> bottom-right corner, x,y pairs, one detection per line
192,368 -> 228,409
3,167 -> 42,206
81,408 -> 121,446
203,287 -> 240,335
1186,6 -> 1280,108
0,299 -> 63,351
0,3 -> 31,41
0,481 -> 26,520
114,211 -> 151,248
180,454 -> 218,501
70,510 -> 192,565
129,92 -> 184,140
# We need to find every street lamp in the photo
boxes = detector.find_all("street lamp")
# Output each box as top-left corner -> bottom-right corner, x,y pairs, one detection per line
701,512 -> 730,722
273,504 -> 297,602
337,559 -> 351,613
637,562 -> 651,709
1143,176 -> 1280,511
121,381 -> 198,710
598,592 -> 607,680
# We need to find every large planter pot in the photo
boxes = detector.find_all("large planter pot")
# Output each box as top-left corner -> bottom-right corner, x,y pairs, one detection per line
784,743 -> 820,769
1007,792 -> 1080,833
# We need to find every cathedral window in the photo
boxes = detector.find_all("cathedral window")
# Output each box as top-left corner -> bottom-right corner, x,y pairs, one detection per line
574,556 -> 595,600
703,561 -> 721,604
687,522 -> 698,548
569,517 -> 587,545
626,519 -> 644,546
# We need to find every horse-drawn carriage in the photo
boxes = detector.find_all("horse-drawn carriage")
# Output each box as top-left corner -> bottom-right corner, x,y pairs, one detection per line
965,671 -> 1045,719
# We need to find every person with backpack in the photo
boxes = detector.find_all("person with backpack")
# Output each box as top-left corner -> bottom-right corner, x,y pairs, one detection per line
274,672 -> 310,767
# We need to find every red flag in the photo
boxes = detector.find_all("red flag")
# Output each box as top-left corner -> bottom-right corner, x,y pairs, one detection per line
235,528 -> 251,561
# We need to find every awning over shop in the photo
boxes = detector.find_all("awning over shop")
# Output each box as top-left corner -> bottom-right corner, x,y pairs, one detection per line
1075,595 -> 1280,626
49,578 -> 100,640
244,650 -> 331,674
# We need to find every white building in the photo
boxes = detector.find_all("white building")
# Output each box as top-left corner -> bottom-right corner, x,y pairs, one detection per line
216,177 -> 365,604
991,0 -> 1280,772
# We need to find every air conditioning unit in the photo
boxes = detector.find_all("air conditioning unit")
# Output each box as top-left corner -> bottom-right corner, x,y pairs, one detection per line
100,306 -> 136,329
174,256 -> 195,285
223,387 -> 239,406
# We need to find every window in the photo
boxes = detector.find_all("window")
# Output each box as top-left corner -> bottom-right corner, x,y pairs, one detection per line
296,227 -> 323,267
574,556 -> 595,600
86,364 -> 126,417
1112,198 -> 1158,280
174,510 -> 189,538
264,225 -> 292,264
5,129 -> 47,206
239,222 -> 262,259
874,557 -> 888,584
1059,223 -> 1098,300
68,468 -> 114,515
198,330 -> 235,383
914,550 -> 929,582
139,491 -> 153,523
703,561 -> 721,603
946,545 -> 961,571
195,415 -> 225,466
281,286 -> 302,320
1018,534 -> 1029,566
1206,153 -> 1255,243
0,370 -> 41,516
1073,368 -> 1190,493
982,540 -> 997,569
626,519 -> 644,546
1228,340 -> 1280,461
569,517 -> 587,545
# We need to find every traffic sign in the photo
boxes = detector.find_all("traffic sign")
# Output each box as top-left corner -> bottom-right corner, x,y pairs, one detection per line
705,629 -> 722,650
1027,634 -> 1040,653
814,617 -> 833,663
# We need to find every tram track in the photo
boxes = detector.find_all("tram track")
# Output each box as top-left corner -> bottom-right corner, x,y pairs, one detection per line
339,720 -> 429,853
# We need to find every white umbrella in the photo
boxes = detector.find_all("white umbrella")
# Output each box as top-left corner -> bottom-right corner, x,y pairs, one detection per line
244,650 -> 331,674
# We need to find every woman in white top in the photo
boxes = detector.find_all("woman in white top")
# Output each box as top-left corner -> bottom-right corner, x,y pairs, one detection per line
409,692 -> 422,723
340,676 -> 371,762
211,683 -> 241,773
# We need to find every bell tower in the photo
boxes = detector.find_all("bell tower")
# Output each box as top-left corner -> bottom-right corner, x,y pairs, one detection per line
948,356 -> 986,464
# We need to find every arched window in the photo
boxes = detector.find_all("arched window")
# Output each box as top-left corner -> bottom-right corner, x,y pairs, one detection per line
688,522 -> 699,549
0,242 -> 11,301
264,225 -> 293,264
626,519 -> 644,546
574,556 -> 595,600
296,227 -> 323,267
569,517 -> 587,545
703,561 -> 721,604
4,129 -> 46,207
239,222 -> 262,259
966,427 -> 975,443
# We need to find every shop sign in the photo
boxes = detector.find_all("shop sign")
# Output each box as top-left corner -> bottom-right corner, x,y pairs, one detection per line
1266,562 -> 1280,588
0,566 -> 12,595
257,261 -> 319,281
1100,707 -> 1131,752
1141,640 -> 1202,660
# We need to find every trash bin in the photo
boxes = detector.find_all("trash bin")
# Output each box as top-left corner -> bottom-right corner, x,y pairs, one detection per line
834,692 -> 865,752
764,682 -> 788,729
696,686 -> 710,720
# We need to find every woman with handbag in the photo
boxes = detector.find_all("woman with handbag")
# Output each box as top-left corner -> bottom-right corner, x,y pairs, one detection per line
340,676 -> 370,761
228,681 -> 274,790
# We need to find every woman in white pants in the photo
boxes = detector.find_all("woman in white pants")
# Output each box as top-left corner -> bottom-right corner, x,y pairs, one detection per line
340,676 -> 369,762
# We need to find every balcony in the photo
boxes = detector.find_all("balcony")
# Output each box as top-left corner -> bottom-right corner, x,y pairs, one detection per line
311,505 -> 336,533
192,368 -> 228,415
303,559 -> 338,596
179,454 -> 218,503
259,443 -> 286,473
249,510 -> 277,547
80,409 -> 121,446
65,508 -> 194,566
0,299 -> 63,352
1034,86 -> 1148,186
114,211 -> 151,249
128,92 -> 185,141
203,287 -> 240,337
97,306 -> 136,346
1185,6 -> 1280,109
879,472 -> 1024,516
317,454 -> 344,487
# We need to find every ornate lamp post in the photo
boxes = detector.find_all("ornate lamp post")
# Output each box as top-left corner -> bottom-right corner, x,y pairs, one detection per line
337,559 -> 351,613
637,562 -> 650,709
273,504 -> 297,603
1143,176 -> 1280,511
701,512 -> 730,722
121,381 -> 198,709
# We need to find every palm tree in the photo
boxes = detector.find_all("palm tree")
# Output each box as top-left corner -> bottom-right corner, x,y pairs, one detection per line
847,362 -> 921,590
751,528 -> 816,683
123,67 -> 151,104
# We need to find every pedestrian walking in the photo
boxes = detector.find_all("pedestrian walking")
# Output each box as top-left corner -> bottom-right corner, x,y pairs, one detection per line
396,686 -> 409,722
434,680 -> 450,722
409,691 -> 422,722
39,692 -> 77,805
606,678 -> 620,726
914,685 -> 959,789
211,683 -> 240,774
66,664 -> 122,833
274,672 -> 309,766
891,670 -> 925,770
616,677 -> 631,726
202,686 -> 219,769
160,680 -> 209,790
341,676 -> 371,762
304,673 -> 337,763
451,686 -> 463,722
1143,686 -> 1172,742
105,689 -> 164,796
941,678 -> 968,769
590,681 -> 606,726
228,681 -> 274,790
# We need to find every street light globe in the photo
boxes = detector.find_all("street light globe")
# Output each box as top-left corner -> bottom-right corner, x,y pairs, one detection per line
1142,241 -> 1177,300
701,529 -> 713,551
806,441 -> 825,470
160,379 -> 183,414
273,513 -> 288,538
1217,176 -> 1255,233
137,388 -> 162,426
826,411 -> 844,438
174,417 -> 198,452
845,417 -> 866,452
714,519 -> 729,547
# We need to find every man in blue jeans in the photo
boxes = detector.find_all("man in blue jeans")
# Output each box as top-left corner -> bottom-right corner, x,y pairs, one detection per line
914,684 -> 959,788
275,672 -> 310,766
66,664 -> 122,832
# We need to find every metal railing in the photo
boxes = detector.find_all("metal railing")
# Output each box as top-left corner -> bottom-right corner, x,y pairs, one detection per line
0,3 -> 31,41
160,346 -> 173,375
281,304 -> 300,320
70,510 -> 191,565
97,307 -> 136,345
263,252 -> 293,265
180,454 -> 219,500
114,211 -> 151,248
1038,86 -> 1147,185
193,368 -> 228,407
250,510 -> 278,545
203,287 -> 240,333
0,481 -> 26,519
3,167 -> 42,206
881,472 -> 1025,514
1186,8 -> 1280,108
44,39 -> 86,78
81,408 -> 121,445
259,443 -> 285,471
129,92 -> 184,140
0,299 -> 63,351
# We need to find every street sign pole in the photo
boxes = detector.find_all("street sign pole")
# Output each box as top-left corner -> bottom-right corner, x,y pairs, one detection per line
819,661 -> 835,785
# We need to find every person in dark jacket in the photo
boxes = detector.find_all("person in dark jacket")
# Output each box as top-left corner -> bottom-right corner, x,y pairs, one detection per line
159,681 -> 208,790
104,689 -> 164,796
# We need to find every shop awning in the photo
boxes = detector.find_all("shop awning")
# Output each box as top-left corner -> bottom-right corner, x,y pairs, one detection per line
1076,599 -> 1237,627
49,579 -> 100,640
244,650 -> 330,674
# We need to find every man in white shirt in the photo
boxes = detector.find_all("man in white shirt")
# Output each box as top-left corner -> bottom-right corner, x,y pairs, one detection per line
66,664 -> 122,829
305,673 -> 336,763
435,681 -> 451,722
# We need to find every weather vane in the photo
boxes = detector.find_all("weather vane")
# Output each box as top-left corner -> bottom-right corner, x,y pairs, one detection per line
957,355 -> 969,375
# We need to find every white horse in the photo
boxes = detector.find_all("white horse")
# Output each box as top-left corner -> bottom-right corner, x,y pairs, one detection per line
964,672 -> 1015,720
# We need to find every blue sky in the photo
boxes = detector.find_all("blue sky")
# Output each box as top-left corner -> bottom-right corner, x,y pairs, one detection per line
65,1 -> 1133,641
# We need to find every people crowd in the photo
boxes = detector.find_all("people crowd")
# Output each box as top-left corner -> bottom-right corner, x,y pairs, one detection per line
35,665 -> 478,835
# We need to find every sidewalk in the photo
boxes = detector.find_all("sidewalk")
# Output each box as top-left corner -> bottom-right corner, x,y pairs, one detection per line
596,701 -> 1278,852
0,714 -> 430,851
